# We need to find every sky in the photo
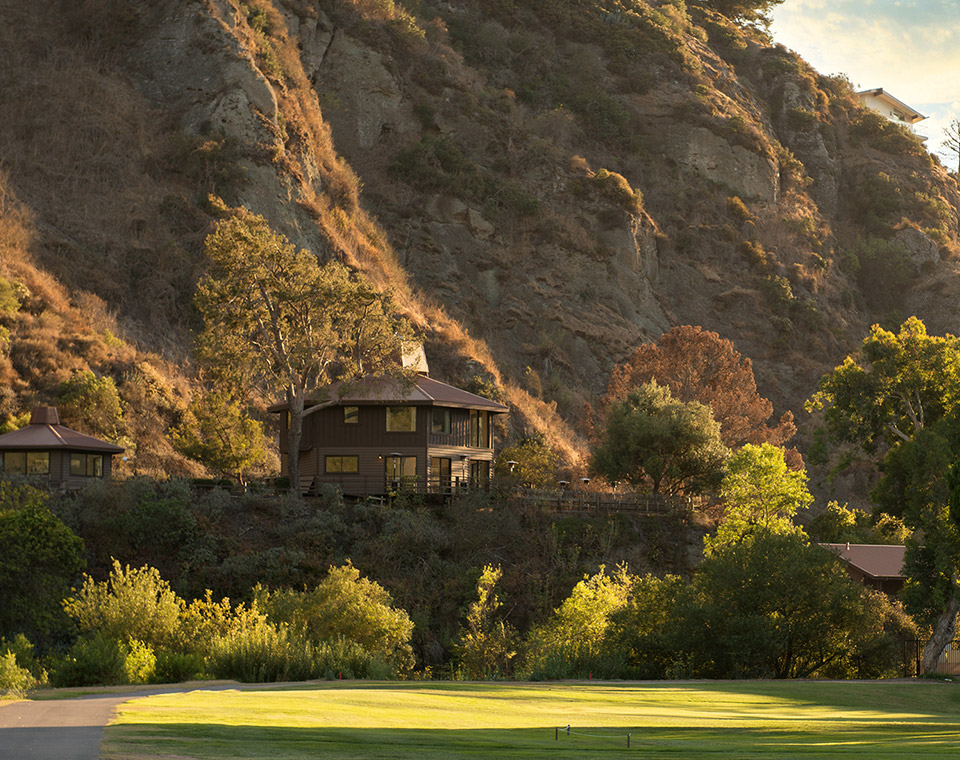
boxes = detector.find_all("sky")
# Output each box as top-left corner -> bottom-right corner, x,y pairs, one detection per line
768,0 -> 960,165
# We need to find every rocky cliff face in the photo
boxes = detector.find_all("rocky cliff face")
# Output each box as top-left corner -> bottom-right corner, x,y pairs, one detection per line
1,0 -> 958,475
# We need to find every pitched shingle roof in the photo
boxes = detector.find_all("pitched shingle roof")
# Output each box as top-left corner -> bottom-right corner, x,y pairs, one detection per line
268,375 -> 509,413
0,407 -> 124,453
820,543 -> 906,580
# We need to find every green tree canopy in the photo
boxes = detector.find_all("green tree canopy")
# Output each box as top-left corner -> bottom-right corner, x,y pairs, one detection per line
0,482 -> 85,646
195,204 -> 413,491
808,317 -> 960,671
170,388 -> 268,485
494,434 -> 559,488
58,371 -> 127,444
675,532 -> 911,679
705,443 -> 812,555
807,317 -> 960,453
591,381 -> 729,494
521,564 -> 633,679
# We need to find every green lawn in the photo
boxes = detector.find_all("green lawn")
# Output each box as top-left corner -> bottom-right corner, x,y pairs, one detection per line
102,680 -> 960,759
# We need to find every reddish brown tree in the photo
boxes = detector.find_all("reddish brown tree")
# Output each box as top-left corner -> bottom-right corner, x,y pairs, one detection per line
600,326 -> 796,452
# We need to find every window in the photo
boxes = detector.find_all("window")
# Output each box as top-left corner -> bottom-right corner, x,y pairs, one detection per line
325,455 -> 359,473
70,453 -> 103,477
431,408 -> 451,434
431,457 -> 451,490
2,451 -> 25,474
384,456 -> 417,481
27,452 -> 49,475
469,410 -> 489,448
343,406 -> 359,424
386,406 -> 416,432
470,460 -> 490,486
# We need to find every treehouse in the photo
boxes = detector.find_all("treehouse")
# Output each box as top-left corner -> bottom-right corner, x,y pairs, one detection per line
269,373 -> 509,497
0,406 -> 124,490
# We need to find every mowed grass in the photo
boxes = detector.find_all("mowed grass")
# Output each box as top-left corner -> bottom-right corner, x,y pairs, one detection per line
102,680 -> 960,759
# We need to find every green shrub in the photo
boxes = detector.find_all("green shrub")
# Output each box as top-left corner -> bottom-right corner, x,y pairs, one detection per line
124,639 -> 157,684
50,634 -> 127,687
64,560 -> 182,649
206,604 -> 391,682
256,563 -> 415,671
850,110 -> 928,161
592,169 -> 643,213
726,195 -> 752,223
0,652 -> 34,697
849,236 -> 914,309
521,565 -> 633,679
152,651 -> 207,683
786,107 -> 819,131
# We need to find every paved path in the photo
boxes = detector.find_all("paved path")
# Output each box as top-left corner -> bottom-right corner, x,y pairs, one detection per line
0,681 -> 250,760
0,693 -> 135,760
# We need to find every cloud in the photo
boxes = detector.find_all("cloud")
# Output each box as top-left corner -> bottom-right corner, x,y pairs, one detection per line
769,0 -> 960,154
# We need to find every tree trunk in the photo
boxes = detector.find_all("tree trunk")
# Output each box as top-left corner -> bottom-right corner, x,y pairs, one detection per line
287,389 -> 305,498
922,587 -> 960,674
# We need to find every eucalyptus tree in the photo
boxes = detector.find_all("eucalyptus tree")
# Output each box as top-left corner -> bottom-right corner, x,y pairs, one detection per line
195,205 -> 412,492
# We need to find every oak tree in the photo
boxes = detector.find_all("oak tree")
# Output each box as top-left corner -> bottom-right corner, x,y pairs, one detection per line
195,206 -> 412,492
591,380 -> 729,494
602,325 -> 795,451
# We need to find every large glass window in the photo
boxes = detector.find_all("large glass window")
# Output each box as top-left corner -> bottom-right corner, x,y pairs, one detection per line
470,460 -> 490,486
431,456 -> 451,490
469,411 -> 489,448
27,452 -> 49,475
384,455 -> 417,482
386,406 -> 416,432
325,455 -> 359,473
2,451 -> 25,474
70,453 -> 103,477
431,408 -> 451,434
343,406 -> 359,424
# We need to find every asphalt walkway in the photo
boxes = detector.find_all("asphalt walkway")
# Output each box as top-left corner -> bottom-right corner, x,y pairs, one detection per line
0,681 -> 248,760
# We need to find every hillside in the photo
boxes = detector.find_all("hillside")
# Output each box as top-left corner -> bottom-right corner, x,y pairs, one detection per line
1,0 -> 958,480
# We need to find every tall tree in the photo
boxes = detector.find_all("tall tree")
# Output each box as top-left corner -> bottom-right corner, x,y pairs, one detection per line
808,317 -> 960,671
705,443 -> 812,556
591,380 -> 729,494
195,205 -> 412,492
602,326 -> 795,451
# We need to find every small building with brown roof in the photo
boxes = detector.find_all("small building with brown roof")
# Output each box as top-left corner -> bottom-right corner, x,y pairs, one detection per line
820,543 -> 907,596
269,374 -> 509,496
0,406 -> 124,490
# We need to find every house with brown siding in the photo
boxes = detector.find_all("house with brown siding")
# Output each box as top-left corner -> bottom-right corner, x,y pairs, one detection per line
0,406 -> 124,490
269,375 -> 509,496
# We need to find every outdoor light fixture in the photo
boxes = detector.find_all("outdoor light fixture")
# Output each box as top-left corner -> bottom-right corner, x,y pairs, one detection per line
506,460 -> 518,472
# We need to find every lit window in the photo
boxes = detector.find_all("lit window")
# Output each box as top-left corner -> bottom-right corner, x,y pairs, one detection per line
386,406 -> 416,432
344,406 -> 359,424
431,408 -> 451,434
326,455 -> 359,473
